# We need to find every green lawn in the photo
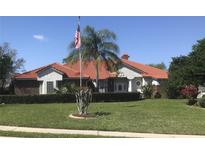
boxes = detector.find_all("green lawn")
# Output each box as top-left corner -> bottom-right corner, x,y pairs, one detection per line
0,99 -> 205,135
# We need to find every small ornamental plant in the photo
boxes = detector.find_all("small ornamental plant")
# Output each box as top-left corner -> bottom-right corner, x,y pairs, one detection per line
180,85 -> 198,105
142,84 -> 153,99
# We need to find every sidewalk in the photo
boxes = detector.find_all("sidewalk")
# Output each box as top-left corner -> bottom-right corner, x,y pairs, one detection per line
0,125 -> 204,138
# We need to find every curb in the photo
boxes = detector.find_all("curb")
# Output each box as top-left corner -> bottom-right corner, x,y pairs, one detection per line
0,125 -> 204,138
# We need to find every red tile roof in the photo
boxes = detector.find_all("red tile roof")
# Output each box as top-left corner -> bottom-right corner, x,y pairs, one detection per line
122,59 -> 168,79
64,61 -> 116,80
15,63 -> 89,79
15,59 -> 168,80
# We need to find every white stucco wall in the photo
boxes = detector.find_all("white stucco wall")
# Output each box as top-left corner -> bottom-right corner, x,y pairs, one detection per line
118,65 -> 160,92
118,66 -> 143,92
131,78 -> 142,92
37,68 -> 63,94
118,66 -> 142,79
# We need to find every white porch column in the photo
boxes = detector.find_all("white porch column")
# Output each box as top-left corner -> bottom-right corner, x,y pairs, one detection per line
128,80 -> 132,92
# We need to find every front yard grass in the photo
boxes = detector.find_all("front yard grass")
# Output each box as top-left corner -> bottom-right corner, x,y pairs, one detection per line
0,99 -> 205,135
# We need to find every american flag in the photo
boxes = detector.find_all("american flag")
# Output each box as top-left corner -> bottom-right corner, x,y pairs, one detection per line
75,17 -> 81,49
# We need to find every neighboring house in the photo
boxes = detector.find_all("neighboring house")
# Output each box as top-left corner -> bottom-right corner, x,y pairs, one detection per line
14,54 -> 168,95
197,85 -> 205,99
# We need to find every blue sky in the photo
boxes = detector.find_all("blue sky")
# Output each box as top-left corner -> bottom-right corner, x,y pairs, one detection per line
1,16 -> 205,71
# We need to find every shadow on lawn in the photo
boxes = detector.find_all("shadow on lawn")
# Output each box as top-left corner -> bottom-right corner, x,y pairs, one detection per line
125,105 -> 138,108
0,103 -> 5,107
94,112 -> 111,116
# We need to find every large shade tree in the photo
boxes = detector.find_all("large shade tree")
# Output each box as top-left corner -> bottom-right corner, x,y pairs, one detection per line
168,38 -> 205,98
149,62 -> 167,70
64,25 -> 121,91
0,43 -> 25,94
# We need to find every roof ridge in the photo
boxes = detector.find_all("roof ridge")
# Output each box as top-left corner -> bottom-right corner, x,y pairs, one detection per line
35,62 -> 60,73
15,63 -> 57,77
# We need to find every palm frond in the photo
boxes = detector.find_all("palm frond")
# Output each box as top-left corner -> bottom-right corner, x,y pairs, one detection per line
64,49 -> 80,64
97,29 -> 117,41
99,42 -> 119,54
64,25 -> 121,80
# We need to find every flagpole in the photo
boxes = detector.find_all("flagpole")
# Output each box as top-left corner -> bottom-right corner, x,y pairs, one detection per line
78,16 -> 82,88
79,48 -> 82,88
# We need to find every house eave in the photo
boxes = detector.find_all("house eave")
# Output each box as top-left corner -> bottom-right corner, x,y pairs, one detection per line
14,78 -> 37,80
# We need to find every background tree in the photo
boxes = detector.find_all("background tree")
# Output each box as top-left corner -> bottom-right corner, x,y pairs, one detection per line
64,25 -> 121,91
168,38 -> 205,98
149,62 -> 167,70
0,43 -> 25,94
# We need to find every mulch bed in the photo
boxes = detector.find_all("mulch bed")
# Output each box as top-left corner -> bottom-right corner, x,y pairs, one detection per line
69,113 -> 97,120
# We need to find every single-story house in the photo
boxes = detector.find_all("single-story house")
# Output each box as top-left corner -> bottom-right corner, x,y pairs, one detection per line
13,54 -> 168,95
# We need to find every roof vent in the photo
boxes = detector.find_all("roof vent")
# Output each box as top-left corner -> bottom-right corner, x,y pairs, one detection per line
121,54 -> 129,60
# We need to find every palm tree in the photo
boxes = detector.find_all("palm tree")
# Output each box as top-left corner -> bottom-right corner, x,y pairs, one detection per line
64,25 -> 121,91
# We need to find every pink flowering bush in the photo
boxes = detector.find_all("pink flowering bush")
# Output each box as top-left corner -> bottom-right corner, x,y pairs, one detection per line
180,85 -> 198,105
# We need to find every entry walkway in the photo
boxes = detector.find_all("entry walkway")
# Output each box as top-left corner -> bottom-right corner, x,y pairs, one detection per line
0,125 -> 204,138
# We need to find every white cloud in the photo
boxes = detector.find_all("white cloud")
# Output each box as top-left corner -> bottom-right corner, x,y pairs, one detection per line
33,34 -> 46,41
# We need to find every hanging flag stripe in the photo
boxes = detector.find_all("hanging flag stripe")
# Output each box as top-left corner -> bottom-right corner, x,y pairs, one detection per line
75,17 -> 81,49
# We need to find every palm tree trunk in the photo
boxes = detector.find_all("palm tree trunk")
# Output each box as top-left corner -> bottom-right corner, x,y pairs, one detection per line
95,63 -> 99,92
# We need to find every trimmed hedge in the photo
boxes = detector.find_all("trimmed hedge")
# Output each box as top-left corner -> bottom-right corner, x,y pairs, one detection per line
92,92 -> 141,102
0,92 -> 141,104
0,94 -> 75,104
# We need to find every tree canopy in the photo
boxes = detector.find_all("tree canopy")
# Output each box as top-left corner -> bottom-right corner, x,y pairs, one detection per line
148,62 -> 167,70
0,43 -> 25,94
168,38 -> 205,98
64,25 -> 121,91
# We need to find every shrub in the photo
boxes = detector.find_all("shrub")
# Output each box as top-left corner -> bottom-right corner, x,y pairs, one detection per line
198,97 -> 205,108
187,98 -> 197,105
55,83 -> 78,94
0,92 -> 141,104
142,84 -> 153,99
159,80 -> 168,98
180,85 -> 198,99
180,85 -> 198,105
0,94 -> 75,104
92,92 -> 141,102
167,84 -> 180,99
153,92 -> 161,98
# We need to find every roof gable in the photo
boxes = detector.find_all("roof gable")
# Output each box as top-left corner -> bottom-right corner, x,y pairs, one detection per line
122,59 -> 168,79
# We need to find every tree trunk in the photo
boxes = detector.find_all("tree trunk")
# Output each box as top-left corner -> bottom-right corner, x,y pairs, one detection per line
95,63 -> 99,92
74,88 -> 92,115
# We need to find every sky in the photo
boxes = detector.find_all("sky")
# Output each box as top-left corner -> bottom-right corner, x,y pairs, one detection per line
1,16 -> 205,72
